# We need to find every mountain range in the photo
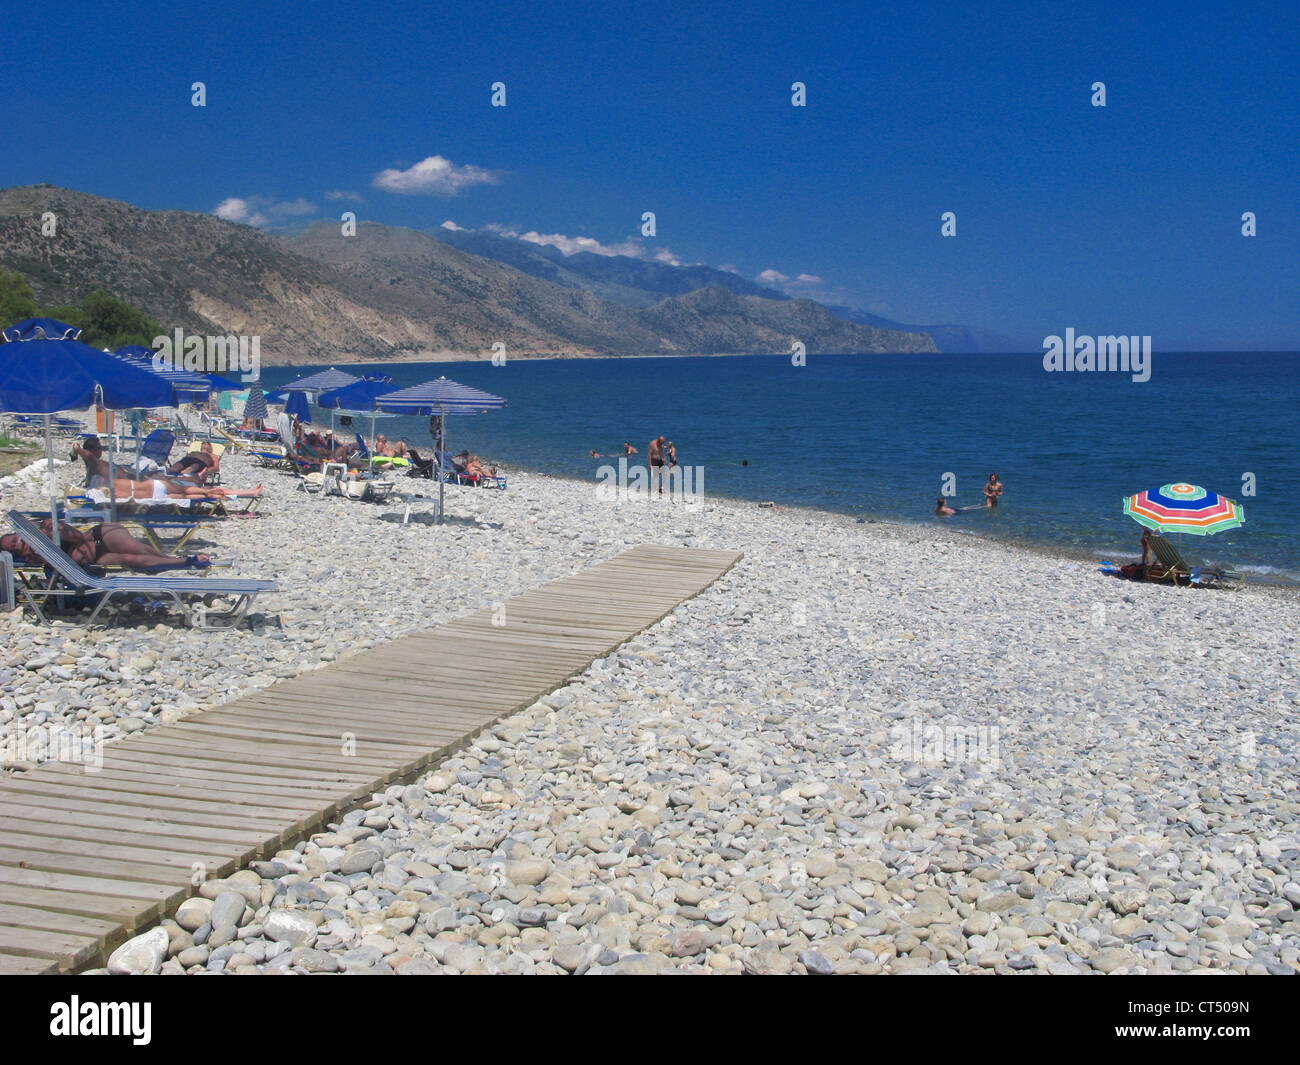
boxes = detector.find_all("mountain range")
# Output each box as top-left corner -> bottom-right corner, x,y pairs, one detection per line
435,225 -> 1016,353
0,185 -> 950,364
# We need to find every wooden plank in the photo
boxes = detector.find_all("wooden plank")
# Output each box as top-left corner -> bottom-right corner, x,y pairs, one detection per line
0,926 -> 102,970
0,545 -> 742,973
0,951 -> 65,975
0,832 -> 229,874
0,847 -> 183,888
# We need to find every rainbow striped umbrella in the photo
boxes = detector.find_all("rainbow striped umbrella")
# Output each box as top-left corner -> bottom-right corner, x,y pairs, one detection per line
1123,483 -> 1245,536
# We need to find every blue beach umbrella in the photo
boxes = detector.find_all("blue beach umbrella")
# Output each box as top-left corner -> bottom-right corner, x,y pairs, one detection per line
318,378 -> 398,453
377,377 -> 507,523
1,318 -> 179,534
205,372 -> 246,393
112,345 -> 213,402
284,390 -> 311,424
1,320 -> 176,412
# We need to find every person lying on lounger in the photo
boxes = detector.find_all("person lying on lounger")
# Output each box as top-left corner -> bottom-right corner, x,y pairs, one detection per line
2,523 -> 212,571
166,441 -> 220,483
452,450 -> 497,479
103,476 -> 263,502
71,436 -> 111,489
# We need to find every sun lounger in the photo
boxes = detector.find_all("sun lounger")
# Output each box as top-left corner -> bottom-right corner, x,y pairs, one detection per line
1,551 -> 14,612
1145,533 -> 1242,587
5,511 -> 275,628
86,489 -> 261,519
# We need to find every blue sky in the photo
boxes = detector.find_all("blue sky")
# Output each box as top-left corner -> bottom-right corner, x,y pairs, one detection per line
2,0 -> 1296,349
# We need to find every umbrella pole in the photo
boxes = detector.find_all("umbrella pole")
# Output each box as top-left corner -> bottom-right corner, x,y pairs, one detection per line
43,415 -> 60,550
99,392 -> 117,523
438,414 -> 445,526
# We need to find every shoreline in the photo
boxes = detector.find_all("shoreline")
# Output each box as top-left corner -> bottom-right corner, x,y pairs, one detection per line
440,459 -> 1300,594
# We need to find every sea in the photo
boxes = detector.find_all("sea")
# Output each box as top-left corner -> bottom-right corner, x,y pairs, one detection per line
262,351 -> 1300,585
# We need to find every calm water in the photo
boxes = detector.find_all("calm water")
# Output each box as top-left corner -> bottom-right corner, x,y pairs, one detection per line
263,352 -> 1300,583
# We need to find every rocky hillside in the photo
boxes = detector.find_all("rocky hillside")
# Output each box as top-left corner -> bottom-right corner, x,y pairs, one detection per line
0,185 -> 937,363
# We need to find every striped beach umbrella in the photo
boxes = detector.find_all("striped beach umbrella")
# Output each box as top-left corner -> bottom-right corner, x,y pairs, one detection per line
1123,483 -> 1245,536
112,345 -> 213,401
378,377 -> 507,525
280,367 -> 360,393
244,385 -> 269,422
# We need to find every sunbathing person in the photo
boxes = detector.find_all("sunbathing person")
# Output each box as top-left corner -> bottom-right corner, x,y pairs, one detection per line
167,441 -> 220,483
375,434 -> 409,458
104,476 -> 263,501
452,450 -> 497,478
71,436 -> 111,489
2,523 -> 212,571
306,431 -> 358,462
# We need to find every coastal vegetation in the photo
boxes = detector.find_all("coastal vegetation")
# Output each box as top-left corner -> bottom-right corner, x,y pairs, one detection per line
0,269 -> 162,350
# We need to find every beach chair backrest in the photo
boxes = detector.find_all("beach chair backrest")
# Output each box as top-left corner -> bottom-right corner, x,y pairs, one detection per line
1150,534 -> 1189,572
6,512 -> 93,587
321,462 -> 347,495
354,432 -> 370,459
140,429 -> 176,466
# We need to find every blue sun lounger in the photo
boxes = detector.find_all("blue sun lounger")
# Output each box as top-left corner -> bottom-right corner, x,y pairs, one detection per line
6,511 -> 276,629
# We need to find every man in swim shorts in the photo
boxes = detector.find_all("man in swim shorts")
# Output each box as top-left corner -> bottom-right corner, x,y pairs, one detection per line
648,436 -> 666,495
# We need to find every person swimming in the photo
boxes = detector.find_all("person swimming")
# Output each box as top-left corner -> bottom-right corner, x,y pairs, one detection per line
935,497 -> 957,516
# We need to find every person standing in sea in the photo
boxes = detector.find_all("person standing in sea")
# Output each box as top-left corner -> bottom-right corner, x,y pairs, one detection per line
984,473 -> 1004,508
648,436 -> 666,495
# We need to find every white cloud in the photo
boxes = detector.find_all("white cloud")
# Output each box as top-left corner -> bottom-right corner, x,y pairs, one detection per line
214,196 -> 316,229
324,189 -> 360,201
372,155 -> 499,196
440,220 -> 466,231
758,268 -> 827,293
486,223 -> 682,263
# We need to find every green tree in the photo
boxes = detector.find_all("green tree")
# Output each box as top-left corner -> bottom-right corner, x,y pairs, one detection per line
0,272 -> 165,349
77,289 -> 164,350
0,270 -> 39,326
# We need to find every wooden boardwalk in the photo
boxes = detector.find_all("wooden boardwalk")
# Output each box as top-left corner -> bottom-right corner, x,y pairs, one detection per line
0,544 -> 742,973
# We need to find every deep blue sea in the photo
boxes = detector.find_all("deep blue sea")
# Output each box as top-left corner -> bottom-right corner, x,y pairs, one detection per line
263,352 -> 1300,583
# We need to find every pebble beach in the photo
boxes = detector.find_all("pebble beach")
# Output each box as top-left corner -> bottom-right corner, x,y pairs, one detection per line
3,444 -> 1299,976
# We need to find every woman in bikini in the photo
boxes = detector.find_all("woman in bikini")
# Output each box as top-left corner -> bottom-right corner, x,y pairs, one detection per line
166,442 -> 219,483
106,477 -> 263,501
3,523 -> 212,571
